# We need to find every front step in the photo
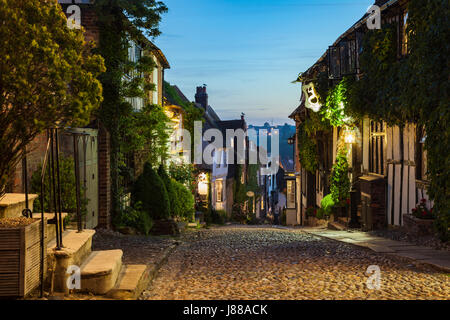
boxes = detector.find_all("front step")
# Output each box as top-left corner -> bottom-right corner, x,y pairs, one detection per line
106,265 -> 150,300
38,213 -> 68,243
47,229 -> 95,293
328,221 -> 346,231
0,193 -> 38,218
79,250 -> 123,295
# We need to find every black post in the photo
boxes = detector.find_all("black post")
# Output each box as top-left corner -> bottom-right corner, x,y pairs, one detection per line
22,148 -> 32,218
349,189 -> 360,228
73,134 -> 82,232
55,129 -> 64,247
50,129 -> 61,250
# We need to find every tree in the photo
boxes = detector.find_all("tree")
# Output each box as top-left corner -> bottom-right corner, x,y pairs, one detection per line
92,0 -> 168,219
0,0 -> 105,196
330,146 -> 350,206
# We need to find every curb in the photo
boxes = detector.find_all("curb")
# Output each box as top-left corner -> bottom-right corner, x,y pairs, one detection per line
302,229 -> 450,274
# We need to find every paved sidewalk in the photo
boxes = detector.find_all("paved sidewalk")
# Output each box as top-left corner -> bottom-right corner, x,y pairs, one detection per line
303,227 -> 450,273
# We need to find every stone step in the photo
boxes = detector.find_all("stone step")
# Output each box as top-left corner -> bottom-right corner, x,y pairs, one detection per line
46,229 -> 95,293
337,217 -> 350,227
328,221 -> 346,231
35,212 -> 68,242
79,250 -> 123,295
0,193 -> 38,218
106,265 -> 150,300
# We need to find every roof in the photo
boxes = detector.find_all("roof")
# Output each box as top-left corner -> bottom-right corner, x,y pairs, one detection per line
301,0 -> 399,81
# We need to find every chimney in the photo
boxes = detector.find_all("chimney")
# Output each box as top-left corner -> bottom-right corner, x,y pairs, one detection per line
195,85 -> 208,110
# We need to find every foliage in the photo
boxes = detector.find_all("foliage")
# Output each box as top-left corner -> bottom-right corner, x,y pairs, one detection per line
92,0 -> 167,221
114,202 -> 154,235
132,162 -> 170,220
0,0 -> 105,196
322,77 -> 354,127
297,122 -> 318,173
171,179 -> 195,222
411,199 -> 435,220
330,147 -> 350,206
168,163 -> 195,191
125,104 -> 171,166
320,194 -> 336,216
306,207 -> 316,218
158,165 -> 174,216
209,210 -> 227,225
316,208 -> 325,220
31,154 -> 86,215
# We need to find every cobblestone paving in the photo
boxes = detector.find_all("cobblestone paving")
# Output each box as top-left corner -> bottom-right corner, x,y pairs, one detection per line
142,226 -> 449,300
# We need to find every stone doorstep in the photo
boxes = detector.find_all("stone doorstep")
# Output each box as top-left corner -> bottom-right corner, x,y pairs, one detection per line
47,229 -> 96,260
0,193 -> 39,218
79,249 -> 123,295
47,229 -> 96,293
106,265 -> 150,300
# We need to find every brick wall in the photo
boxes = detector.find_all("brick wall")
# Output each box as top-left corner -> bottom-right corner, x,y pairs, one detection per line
97,123 -> 111,229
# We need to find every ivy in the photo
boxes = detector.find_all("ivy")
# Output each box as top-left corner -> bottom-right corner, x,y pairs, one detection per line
322,77 -> 355,127
297,110 -> 331,173
91,0 -> 168,218
330,146 -> 351,206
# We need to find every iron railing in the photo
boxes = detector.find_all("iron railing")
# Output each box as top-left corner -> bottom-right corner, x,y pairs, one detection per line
21,127 -> 85,297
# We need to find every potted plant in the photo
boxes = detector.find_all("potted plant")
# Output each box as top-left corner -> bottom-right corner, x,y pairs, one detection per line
0,217 -> 47,297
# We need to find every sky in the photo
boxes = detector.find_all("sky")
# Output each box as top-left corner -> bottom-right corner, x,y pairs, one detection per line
154,0 -> 373,126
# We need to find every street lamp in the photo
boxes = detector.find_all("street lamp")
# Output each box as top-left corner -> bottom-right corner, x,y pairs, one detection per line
344,127 -> 360,229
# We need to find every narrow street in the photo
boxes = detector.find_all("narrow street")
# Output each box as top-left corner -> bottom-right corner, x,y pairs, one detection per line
142,226 -> 449,300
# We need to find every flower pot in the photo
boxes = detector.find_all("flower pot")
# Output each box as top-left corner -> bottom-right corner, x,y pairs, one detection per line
402,214 -> 435,237
0,218 -> 47,297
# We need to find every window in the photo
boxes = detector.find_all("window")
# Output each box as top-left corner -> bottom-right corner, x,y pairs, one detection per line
286,180 -> 296,209
216,180 -> 223,202
369,121 -> 386,175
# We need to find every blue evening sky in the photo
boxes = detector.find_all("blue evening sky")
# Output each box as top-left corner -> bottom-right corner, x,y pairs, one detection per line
154,0 -> 373,126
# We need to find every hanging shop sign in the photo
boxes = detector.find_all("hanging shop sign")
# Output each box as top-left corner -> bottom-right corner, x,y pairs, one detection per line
302,83 -> 321,112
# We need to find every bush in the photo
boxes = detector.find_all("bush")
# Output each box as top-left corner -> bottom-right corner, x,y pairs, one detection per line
330,147 -> 351,206
114,202 -> 153,235
321,194 -> 336,216
171,179 -> 195,222
210,210 -> 227,225
158,165 -> 174,217
132,162 -> 170,220
31,154 -> 87,215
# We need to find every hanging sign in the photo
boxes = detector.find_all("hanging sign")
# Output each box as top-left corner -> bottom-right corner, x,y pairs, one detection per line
302,83 -> 321,112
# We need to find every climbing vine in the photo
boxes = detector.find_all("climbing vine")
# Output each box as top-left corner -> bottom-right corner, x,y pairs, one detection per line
297,110 -> 331,173
92,0 -> 168,219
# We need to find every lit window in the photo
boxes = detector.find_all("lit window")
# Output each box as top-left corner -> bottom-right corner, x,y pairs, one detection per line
216,180 -> 223,202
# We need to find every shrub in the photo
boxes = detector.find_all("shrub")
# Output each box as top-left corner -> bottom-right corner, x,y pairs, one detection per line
114,202 -> 153,235
158,165 -> 174,216
330,147 -> 351,206
306,207 -> 316,218
316,208 -> 325,220
321,194 -> 336,216
171,179 -> 195,221
210,209 -> 227,225
132,162 -> 170,220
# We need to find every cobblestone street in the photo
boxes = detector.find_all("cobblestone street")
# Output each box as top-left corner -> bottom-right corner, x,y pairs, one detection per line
142,226 -> 449,300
